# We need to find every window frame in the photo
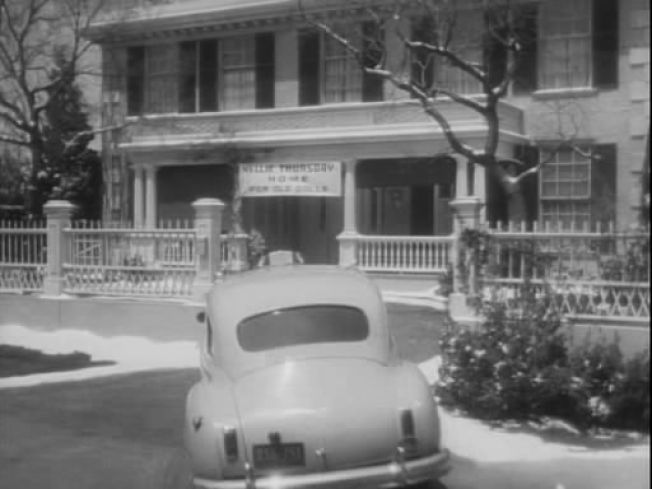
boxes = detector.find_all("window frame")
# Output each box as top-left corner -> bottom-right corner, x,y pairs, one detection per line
538,145 -> 593,229
537,0 -> 593,90
220,35 -> 257,111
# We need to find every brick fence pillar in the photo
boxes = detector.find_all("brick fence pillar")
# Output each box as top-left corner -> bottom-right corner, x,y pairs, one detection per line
43,200 -> 75,296
449,196 -> 483,323
192,198 -> 225,303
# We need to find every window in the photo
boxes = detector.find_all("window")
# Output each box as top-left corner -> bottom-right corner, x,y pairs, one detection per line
410,10 -> 486,95
145,44 -> 178,113
237,305 -> 369,352
126,46 -> 145,116
126,33 -> 274,115
178,39 -> 219,112
222,36 -> 256,111
323,23 -> 363,103
538,0 -> 592,89
299,22 -> 384,106
539,144 -> 616,229
435,11 -> 484,95
533,0 -> 618,91
220,36 -> 256,110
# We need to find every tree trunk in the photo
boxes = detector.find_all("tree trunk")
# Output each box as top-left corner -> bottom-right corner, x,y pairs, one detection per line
484,155 -> 529,225
507,184 -> 527,224
27,137 -> 45,218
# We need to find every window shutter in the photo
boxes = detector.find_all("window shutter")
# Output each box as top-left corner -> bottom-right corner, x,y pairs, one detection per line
593,0 -> 618,90
199,40 -> 218,112
410,16 -> 435,94
126,46 -> 145,115
483,11 -> 508,89
514,144 -> 540,224
299,29 -> 320,106
591,144 -> 617,226
362,21 -> 384,102
512,4 -> 538,94
255,32 -> 275,109
178,42 -> 197,113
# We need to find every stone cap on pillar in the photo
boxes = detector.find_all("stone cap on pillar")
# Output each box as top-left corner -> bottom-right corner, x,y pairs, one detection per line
43,200 -> 76,219
192,198 -> 225,218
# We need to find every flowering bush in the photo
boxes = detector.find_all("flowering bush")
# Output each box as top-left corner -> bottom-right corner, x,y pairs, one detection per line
437,297 -> 650,432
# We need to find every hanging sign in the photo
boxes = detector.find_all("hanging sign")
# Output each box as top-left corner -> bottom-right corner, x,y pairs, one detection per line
239,162 -> 341,197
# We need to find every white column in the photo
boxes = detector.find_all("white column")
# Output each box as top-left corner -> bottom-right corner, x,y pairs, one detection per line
455,157 -> 469,198
342,160 -> 358,234
133,166 -> 144,228
473,164 -> 486,222
337,160 -> 359,266
145,165 -> 158,228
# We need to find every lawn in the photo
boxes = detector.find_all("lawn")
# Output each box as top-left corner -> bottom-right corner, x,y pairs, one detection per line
0,345 -> 115,377
0,304 -> 445,489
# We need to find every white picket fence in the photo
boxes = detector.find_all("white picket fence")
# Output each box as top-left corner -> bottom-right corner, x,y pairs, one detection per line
482,222 -> 650,321
63,221 -> 198,297
0,218 -> 249,298
0,220 -> 47,293
0,216 -> 649,322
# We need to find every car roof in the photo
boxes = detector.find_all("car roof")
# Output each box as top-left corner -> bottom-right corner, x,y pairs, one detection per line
205,265 -> 391,377
213,265 -> 376,299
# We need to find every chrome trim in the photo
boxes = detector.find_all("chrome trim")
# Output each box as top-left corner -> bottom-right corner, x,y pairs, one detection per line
193,449 -> 450,489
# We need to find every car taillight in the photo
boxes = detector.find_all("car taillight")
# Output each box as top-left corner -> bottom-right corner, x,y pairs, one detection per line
400,409 -> 418,454
223,426 -> 239,463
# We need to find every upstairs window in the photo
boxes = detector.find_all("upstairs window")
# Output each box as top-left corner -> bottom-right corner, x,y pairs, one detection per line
145,44 -> 178,113
407,0 -> 618,96
127,33 -> 275,115
323,23 -> 363,103
527,0 -> 618,91
222,36 -> 257,111
299,22 -> 384,106
410,9 -> 495,95
538,0 -> 592,89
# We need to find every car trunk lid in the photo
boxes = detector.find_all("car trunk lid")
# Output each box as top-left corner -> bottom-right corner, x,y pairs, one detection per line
232,357 -> 400,475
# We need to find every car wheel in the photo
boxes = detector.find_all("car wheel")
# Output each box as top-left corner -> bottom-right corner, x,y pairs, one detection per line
162,448 -> 195,489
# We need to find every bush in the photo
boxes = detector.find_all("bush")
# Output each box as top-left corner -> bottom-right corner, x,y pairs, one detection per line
437,292 -> 650,432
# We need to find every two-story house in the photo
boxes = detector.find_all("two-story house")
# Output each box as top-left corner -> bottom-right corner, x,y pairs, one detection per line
87,0 -> 649,265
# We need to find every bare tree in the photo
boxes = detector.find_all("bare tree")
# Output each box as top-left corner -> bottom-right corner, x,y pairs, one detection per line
300,0 -> 596,222
0,0 -> 109,215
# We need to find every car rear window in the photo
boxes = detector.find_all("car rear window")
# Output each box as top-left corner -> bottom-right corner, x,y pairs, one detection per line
237,305 -> 369,352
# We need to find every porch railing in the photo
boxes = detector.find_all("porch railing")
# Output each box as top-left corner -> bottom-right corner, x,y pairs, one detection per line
355,234 -> 454,273
0,219 -> 47,292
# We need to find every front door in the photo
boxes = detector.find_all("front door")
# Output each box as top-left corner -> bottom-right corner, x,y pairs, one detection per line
243,197 -> 341,264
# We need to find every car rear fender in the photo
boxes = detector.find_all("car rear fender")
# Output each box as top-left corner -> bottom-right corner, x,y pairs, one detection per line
392,362 -> 441,455
184,369 -> 244,480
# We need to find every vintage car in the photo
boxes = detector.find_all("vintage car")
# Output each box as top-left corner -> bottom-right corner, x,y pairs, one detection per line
184,265 -> 450,488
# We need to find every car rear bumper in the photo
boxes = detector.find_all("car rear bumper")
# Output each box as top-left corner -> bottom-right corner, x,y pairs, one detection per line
192,449 -> 450,489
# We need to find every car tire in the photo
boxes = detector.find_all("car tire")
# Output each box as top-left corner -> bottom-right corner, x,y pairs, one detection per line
162,448 -> 195,489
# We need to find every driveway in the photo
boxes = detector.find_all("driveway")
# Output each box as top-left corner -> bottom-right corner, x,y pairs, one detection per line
0,304 -> 648,489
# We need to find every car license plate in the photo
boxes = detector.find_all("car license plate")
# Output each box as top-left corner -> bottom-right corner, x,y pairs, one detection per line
253,443 -> 305,469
